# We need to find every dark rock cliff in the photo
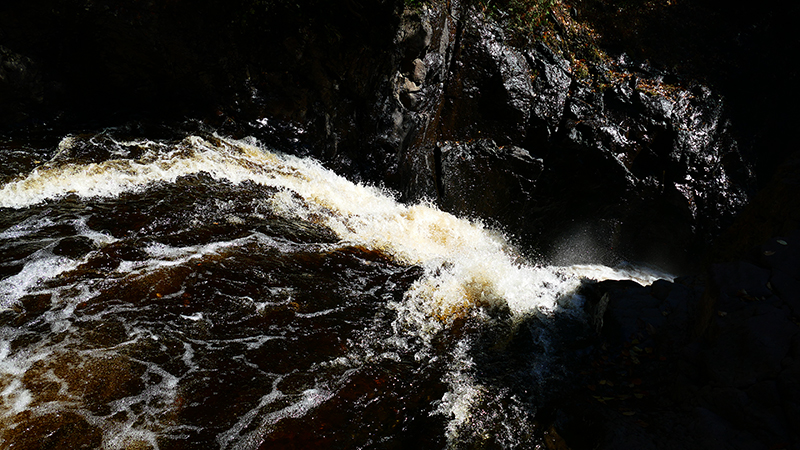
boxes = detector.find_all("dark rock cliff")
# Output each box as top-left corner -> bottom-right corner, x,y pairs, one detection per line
0,0 -> 761,273
381,2 -> 752,271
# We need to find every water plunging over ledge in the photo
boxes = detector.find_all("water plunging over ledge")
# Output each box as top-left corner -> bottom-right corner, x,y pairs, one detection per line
0,132 -> 671,449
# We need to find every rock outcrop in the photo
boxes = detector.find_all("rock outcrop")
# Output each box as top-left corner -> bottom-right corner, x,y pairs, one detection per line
0,0 -> 756,271
385,3 -> 752,270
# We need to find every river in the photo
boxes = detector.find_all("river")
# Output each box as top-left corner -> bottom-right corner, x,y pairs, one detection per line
0,127 -> 670,449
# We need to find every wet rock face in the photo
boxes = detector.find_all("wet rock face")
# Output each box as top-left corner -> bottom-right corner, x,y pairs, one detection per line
527,43 -> 572,135
572,0 -> 800,187
436,140 -> 543,230
386,3 -> 752,270
537,67 -> 751,268
0,0 -> 753,269
438,16 -> 534,145
0,0 -> 403,173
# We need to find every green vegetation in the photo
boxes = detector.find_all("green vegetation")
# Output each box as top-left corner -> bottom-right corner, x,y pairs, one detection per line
478,0 -> 557,32
403,0 -> 554,25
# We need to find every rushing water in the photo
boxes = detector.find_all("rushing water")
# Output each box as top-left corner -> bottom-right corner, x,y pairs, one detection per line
0,128 -> 670,449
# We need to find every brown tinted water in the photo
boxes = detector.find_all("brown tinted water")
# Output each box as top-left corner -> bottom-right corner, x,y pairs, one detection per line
0,130 -> 669,449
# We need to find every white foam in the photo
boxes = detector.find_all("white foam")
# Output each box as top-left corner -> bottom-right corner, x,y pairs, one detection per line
216,380 -> 284,450
180,312 -> 203,321
434,339 -> 481,440
0,253 -> 77,308
93,353 -> 181,450
1,131 -> 670,347
72,216 -> 117,247
0,340 -> 34,417
0,134 -> 674,447
217,382 -> 333,450
0,216 -> 58,239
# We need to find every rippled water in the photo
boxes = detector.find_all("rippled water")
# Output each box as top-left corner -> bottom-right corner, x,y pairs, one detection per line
0,129 -> 670,449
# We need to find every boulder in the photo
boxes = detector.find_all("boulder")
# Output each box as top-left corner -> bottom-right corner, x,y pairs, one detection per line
437,139 -> 542,231
573,213 -> 800,449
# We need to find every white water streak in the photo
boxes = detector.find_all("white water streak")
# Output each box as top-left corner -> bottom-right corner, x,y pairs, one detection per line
0,134 -> 672,446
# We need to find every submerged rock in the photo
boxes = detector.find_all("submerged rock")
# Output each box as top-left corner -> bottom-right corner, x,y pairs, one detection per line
1,411 -> 103,450
52,236 -> 96,259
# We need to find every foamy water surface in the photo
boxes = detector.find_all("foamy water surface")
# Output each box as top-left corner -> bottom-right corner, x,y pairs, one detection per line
0,132 -> 671,448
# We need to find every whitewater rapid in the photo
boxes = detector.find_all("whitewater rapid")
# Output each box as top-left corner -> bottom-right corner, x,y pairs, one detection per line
0,133 -> 671,448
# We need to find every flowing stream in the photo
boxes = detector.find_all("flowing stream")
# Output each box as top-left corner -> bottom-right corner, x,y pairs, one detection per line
0,129 -> 670,449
